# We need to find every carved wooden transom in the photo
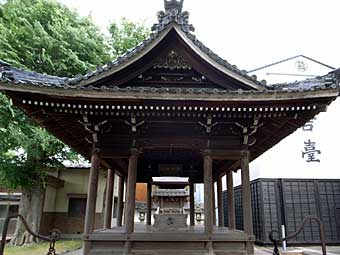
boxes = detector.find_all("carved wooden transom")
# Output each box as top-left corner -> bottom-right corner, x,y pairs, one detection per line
153,50 -> 191,70
124,49 -> 223,89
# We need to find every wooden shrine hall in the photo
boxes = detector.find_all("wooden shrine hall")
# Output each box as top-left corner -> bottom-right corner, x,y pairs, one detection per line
1,1 -> 340,254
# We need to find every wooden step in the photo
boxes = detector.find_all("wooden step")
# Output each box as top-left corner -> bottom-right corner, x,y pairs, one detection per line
280,251 -> 305,255
90,248 -> 248,255
90,250 -> 207,255
89,250 -> 125,255
131,250 -> 207,255
214,252 -> 246,255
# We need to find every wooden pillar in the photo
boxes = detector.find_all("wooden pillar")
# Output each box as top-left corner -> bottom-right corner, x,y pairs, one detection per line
241,150 -> 253,235
146,182 -> 152,226
123,179 -> 127,225
83,148 -> 100,255
116,176 -> 124,227
125,149 -> 139,234
104,169 -> 115,229
203,150 -> 213,234
226,171 -> 236,230
212,182 -> 216,225
217,177 -> 224,227
189,181 -> 195,226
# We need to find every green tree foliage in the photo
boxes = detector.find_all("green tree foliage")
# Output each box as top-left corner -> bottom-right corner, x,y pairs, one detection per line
0,94 -> 30,189
109,18 -> 150,58
0,0 -> 111,77
0,0 -> 150,244
0,93 -> 78,189
0,0 -> 150,188
0,0 -> 113,192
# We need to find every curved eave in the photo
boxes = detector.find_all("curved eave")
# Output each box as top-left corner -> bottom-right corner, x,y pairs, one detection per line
173,26 -> 263,90
0,82 -> 338,102
75,25 -> 173,87
75,24 -> 263,90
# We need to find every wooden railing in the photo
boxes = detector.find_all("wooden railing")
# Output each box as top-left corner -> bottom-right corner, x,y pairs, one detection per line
269,215 -> 327,255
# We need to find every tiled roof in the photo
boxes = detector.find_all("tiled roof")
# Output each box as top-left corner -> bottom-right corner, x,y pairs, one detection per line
0,2 -> 267,89
66,4 -> 267,88
152,177 -> 189,183
0,60 -> 68,87
270,71 -> 339,92
153,189 -> 189,197
0,2 -> 339,95
1,61 -> 338,96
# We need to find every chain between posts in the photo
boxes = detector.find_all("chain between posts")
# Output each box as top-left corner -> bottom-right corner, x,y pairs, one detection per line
269,215 -> 327,255
46,239 -> 56,255
0,214 -> 61,255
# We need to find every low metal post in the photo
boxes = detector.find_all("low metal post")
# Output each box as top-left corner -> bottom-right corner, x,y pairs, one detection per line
0,214 -> 60,255
269,215 -> 326,255
281,225 -> 287,251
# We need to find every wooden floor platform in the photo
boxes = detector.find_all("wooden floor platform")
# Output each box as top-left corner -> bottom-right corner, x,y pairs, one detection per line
84,224 -> 255,255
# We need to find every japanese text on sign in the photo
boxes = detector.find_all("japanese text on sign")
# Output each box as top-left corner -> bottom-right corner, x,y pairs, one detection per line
301,118 -> 321,163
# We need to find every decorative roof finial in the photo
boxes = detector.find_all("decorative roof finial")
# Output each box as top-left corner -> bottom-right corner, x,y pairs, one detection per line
164,0 -> 184,14
152,0 -> 194,33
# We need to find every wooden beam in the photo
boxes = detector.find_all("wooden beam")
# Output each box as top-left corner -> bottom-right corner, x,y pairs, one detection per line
212,181 -> 216,226
210,149 -> 242,160
240,150 -> 253,235
125,149 -> 139,234
203,150 -> 213,235
116,176 -> 124,227
217,177 -> 224,227
228,160 -> 241,173
115,159 -> 128,173
104,169 -> 114,229
99,136 -> 242,155
146,182 -> 152,226
215,159 -> 240,179
107,160 -> 127,177
226,171 -> 236,230
83,147 -> 100,255
189,181 -> 195,226
100,159 -> 113,170
100,150 -> 132,159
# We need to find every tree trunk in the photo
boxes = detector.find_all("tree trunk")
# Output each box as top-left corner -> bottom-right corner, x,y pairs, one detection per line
10,184 -> 44,246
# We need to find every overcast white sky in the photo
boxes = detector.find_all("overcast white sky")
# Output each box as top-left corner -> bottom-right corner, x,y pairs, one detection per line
56,0 -> 340,187
57,0 -> 340,71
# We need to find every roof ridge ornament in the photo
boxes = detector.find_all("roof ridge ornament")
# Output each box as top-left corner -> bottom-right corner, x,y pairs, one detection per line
164,0 -> 183,13
152,0 -> 194,33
